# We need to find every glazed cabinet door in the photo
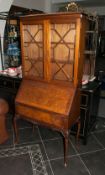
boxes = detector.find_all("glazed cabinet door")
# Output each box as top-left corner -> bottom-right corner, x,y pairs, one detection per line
50,22 -> 76,82
20,15 -> 85,85
20,20 -> 44,79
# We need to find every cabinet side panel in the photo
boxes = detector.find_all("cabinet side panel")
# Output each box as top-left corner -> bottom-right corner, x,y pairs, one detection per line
74,17 -> 87,86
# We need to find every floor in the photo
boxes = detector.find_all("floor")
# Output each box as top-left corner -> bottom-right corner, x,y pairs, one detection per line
0,115 -> 105,175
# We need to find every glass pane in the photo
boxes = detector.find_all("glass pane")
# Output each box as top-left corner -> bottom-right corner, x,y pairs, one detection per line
23,24 -> 43,78
50,23 -> 76,81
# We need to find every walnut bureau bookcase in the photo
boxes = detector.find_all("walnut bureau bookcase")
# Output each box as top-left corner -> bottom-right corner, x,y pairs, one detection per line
13,12 -> 87,166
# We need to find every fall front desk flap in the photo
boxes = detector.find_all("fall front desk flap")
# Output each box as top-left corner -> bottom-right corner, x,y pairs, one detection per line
15,79 -> 78,116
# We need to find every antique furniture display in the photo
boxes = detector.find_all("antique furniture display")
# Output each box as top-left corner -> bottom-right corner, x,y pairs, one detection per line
0,12 -> 21,69
4,18 -> 21,68
13,12 -> 88,166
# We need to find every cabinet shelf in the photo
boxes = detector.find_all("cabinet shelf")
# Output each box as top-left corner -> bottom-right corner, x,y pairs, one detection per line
84,50 -> 96,55
7,36 -> 20,38
83,15 -> 98,83
86,30 -> 98,34
3,18 -> 21,68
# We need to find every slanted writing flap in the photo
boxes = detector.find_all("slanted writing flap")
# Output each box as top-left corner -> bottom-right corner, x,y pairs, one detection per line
15,79 -> 77,116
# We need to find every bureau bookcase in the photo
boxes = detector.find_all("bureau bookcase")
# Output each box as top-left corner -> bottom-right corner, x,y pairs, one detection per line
14,12 -> 88,166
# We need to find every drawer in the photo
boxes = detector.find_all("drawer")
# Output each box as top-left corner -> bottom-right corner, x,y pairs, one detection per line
16,104 -> 67,130
0,78 -> 13,89
80,94 -> 88,107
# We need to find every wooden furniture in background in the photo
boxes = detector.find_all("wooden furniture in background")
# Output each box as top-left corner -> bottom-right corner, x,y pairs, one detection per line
13,12 -> 87,166
71,81 -> 100,145
0,75 -> 21,113
80,81 -> 100,145
0,98 -> 9,144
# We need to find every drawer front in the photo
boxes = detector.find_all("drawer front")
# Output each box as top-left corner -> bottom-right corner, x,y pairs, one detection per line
80,93 -> 88,107
16,104 -> 67,131
0,78 -> 13,89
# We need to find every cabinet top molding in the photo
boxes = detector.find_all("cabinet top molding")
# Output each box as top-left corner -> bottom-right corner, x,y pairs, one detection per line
19,12 -> 85,21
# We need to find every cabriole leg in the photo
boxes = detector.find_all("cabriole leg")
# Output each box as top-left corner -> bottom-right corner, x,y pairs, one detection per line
64,131 -> 69,167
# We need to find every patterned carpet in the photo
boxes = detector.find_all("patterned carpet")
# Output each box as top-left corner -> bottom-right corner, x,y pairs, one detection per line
0,144 -> 48,175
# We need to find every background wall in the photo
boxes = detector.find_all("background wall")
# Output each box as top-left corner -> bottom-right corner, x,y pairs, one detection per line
13,0 -> 52,13
0,0 -> 13,11
85,6 -> 105,15
51,3 -> 105,15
